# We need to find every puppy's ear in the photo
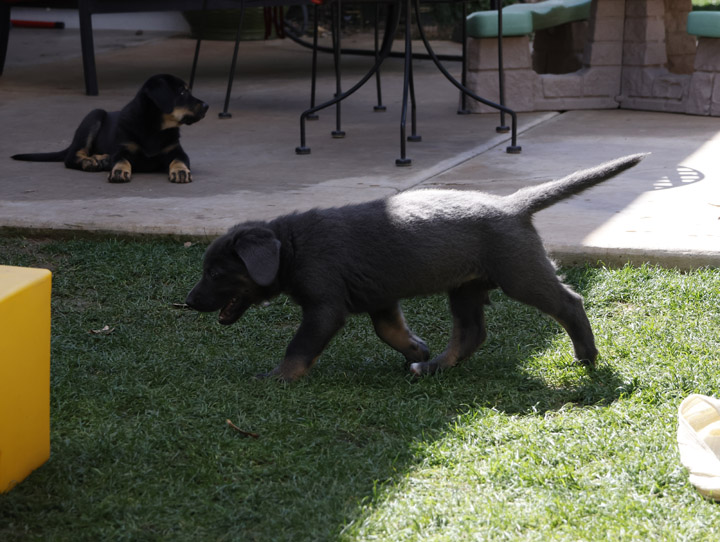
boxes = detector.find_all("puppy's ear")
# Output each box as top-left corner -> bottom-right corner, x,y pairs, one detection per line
233,228 -> 281,287
142,76 -> 175,114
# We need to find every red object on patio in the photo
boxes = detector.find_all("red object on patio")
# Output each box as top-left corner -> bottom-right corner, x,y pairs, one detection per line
11,19 -> 64,28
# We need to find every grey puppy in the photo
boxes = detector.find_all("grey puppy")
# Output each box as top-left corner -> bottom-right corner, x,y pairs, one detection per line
186,153 -> 646,381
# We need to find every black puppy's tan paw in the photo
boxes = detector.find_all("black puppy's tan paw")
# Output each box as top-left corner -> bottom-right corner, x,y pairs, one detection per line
80,154 -> 110,172
81,158 -> 100,171
169,159 -> 192,184
108,170 -> 131,183
95,154 -> 111,170
76,150 -> 110,172
108,159 -> 132,183
170,170 -> 192,184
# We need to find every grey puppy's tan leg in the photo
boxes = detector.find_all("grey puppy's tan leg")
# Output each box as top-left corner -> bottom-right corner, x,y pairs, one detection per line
410,281 -> 489,376
370,303 -> 430,364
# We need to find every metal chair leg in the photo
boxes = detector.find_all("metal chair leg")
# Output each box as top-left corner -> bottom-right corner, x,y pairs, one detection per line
219,0 -> 246,119
331,0 -> 345,138
458,0 -> 470,114
396,0 -> 413,166
307,4 -> 320,120
0,3 -> 9,77
373,3 -> 387,112
495,0 -> 509,133
407,53 -> 421,143
413,0 -> 520,154
78,0 -> 98,96
296,3 -> 400,155
188,0 -> 208,91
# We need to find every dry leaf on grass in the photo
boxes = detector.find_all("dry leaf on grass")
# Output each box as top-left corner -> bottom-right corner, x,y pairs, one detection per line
89,325 -> 115,335
226,419 -> 259,439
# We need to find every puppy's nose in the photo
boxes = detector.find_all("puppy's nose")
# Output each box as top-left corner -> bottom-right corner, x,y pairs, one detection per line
200,102 -> 209,114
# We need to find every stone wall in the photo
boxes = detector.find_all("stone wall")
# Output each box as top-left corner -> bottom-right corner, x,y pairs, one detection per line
466,0 -> 625,113
465,0 -> 719,117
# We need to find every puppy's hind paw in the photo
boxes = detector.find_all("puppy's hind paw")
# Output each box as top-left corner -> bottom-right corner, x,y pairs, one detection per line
80,154 -> 110,172
409,360 -> 438,377
575,347 -> 598,370
255,367 -> 298,383
408,336 -> 430,363
576,356 -> 597,370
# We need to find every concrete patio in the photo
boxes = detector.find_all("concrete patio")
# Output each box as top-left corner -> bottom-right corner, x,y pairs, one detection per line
0,25 -> 718,269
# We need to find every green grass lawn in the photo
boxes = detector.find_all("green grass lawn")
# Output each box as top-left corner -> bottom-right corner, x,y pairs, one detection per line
694,0 -> 720,10
1,236 -> 720,541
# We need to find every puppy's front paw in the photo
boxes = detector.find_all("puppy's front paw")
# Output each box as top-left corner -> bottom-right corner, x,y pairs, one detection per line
406,335 -> 430,364
255,368 -> 295,383
108,159 -> 132,183
256,360 -> 309,382
255,371 -> 273,381
170,170 -> 192,183
108,169 -> 131,183
169,160 -> 192,184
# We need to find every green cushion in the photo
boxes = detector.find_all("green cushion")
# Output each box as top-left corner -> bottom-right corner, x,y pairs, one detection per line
687,11 -> 720,39
466,11 -> 533,38
519,0 -> 592,32
467,0 -> 592,39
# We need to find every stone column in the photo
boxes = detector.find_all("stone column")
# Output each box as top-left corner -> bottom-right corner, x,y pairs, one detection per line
583,0 -> 626,69
465,36 -> 536,113
687,38 -> 720,115
664,0 -> 694,74
620,0 -> 690,112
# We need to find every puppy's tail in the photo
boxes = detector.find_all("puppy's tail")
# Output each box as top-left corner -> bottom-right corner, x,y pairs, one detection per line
507,153 -> 649,215
11,150 -> 67,162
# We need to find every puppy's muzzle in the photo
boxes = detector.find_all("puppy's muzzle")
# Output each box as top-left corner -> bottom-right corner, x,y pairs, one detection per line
185,283 -> 250,325
182,101 -> 209,125
185,283 -> 216,312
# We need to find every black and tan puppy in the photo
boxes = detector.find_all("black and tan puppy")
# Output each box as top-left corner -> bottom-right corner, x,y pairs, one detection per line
12,74 -> 208,183
186,154 -> 647,381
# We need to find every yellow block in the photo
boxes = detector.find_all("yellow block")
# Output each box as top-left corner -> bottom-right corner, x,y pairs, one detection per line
0,265 -> 52,493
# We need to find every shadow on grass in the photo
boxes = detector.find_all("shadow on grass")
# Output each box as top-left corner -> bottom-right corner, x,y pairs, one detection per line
0,238 -> 624,541
223,283 -> 626,539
